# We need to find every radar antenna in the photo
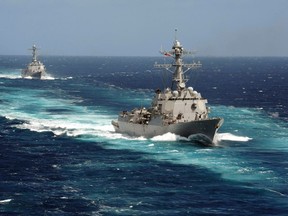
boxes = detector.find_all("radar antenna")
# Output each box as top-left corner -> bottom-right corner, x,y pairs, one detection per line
29,45 -> 39,62
174,28 -> 178,41
155,31 -> 201,90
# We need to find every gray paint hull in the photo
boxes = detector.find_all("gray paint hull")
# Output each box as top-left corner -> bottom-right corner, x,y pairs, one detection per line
113,118 -> 223,143
22,71 -> 43,79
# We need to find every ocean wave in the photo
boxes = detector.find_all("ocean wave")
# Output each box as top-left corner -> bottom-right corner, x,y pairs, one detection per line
216,133 -> 252,142
0,70 -> 72,81
14,117 -> 114,138
0,199 -> 12,204
151,132 -> 184,141
0,72 -> 22,79
60,76 -> 73,80
41,74 -> 55,80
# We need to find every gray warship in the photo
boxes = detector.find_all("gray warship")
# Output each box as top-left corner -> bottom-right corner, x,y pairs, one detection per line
112,36 -> 223,144
22,45 -> 46,79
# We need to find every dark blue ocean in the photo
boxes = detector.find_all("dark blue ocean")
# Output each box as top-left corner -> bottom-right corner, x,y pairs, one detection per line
0,55 -> 288,215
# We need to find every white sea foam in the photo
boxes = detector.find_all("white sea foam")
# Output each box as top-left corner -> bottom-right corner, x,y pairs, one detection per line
108,131 -> 250,144
2,92 -> 115,139
60,76 -> 73,80
0,70 -> 70,81
264,188 -> 287,197
15,116 -> 114,138
21,74 -> 55,80
107,132 -> 191,142
0,74 -> 21,79
42,74 -> 55,80
0,70 -> 22,79
216,133 -> 252,142
0,199 -> 12,204
151,132 -> 180,141
108,132 -> 147,141
22,76 -> 33,79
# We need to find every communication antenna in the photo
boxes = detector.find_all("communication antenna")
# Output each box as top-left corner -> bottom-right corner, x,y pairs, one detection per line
174,28 -> 178,41
155,29 -> 202,90
29,44 -> 39,62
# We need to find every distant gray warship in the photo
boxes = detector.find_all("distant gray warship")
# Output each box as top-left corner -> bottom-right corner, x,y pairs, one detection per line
112,35 -> 223,144
22,45 -> 46,79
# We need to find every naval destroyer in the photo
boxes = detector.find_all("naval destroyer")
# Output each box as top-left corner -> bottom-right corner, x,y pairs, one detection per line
112,35 -> 223,144
22,45 -> 46,79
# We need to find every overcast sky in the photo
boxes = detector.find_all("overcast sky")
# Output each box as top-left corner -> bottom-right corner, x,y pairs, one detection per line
1,0 -> 288,56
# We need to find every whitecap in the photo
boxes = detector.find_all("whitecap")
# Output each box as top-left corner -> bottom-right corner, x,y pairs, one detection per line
0,199 -> 12,204
264,188 -> 287,197
216,133 -> 252,142
151,132 -> 179,141
41,74 -> 55,80
60,76 -> 73,80
0,71 -> 22,79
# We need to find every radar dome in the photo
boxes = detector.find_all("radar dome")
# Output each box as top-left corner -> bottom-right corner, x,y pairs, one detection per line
173,90 -> 179,97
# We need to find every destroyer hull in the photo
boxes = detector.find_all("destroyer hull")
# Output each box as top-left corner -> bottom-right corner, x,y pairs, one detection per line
22,71 -> 43,79
112,118 -> 223,143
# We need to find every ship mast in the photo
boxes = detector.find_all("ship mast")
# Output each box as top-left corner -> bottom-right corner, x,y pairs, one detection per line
30,45 -> 38,62
155,30 -> 201,91
173,38 -> 186,89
